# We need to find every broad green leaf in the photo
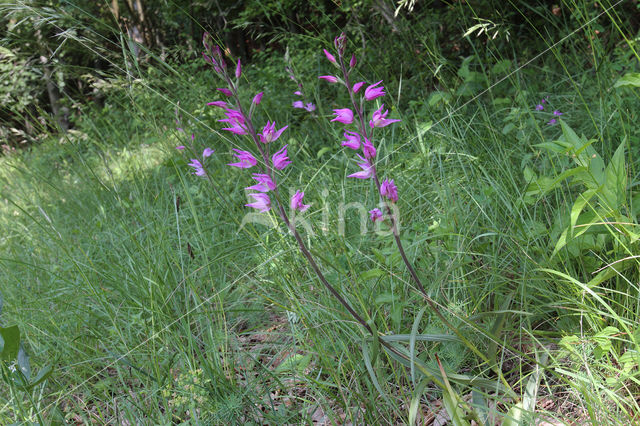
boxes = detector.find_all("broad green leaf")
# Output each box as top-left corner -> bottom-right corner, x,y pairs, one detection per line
316,147 -> 331,159
601,139 -> 627,211
22,365 -> 52,391
559,121 -> 605,186
409,378 -> 431,426
359,268 -> 385,282
17,345 -> 31,381
380,334 -> 461,343
0,325 -> 20,361
614,73 -> 640,88
502,402 -> 524,426
533,141 -> 571,153
587,258 -> 634,288
409,306 -> 428,386
552,228 -> 569,257
374,293 -> 395,304
361,338 -> 393,406
274,353 -> 312,373
569,189 -> 597,238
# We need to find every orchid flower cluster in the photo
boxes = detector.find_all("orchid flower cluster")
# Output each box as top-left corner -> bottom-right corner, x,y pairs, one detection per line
318,34 -> 402,227
178,32 -> 483,372
200,33 -> 310,216
534,97 -> 563,125
196,32 -> 376,338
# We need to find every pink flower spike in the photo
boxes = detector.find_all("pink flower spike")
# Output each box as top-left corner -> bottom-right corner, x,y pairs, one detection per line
217,88 -> 232,97
176,145 -> 186,150
319,75 -> 339,83
259,121 -> 288,144
253,92 -> 264,105
247,173 -> 276,192
350,54 -> 356,68
380,178 -> 398,202
369,208 -> 383,222
272,145 -> 292,170
331,108 -> 353,124
294,91 -> 303,96
293,101 -> 304,109
291,190 -> 310,212
304,103 -> 316,112
202,147 -> 214,158
362,138 -> 377,159
365,80 -> 385,101
207,101 -> 227,108
235,59 -> 242,79
341,130 -> 361,150
228,149 -> 257,169
191,133 -> 195,141
370,104 -> 401,128
353,82 -> 365,93
323,49 -> 337,65
245,193 -> 271,213
348,154 -> 374,179
188,159 -> 206,177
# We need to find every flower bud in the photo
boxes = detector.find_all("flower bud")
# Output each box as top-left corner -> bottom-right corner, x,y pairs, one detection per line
235,59 -> 242,79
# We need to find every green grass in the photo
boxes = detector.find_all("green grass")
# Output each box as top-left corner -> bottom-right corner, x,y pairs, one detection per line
2,1 -> 640,424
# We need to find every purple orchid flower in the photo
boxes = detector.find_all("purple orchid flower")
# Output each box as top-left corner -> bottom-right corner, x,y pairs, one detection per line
219,108 -> 248,135
245,193 -> 271,212
364,80 -> 385,101
293,100 -> 304,109
217,88 -> 232,97
370,104 -> 400,128
319,75 -> 339,83
353,82 -> 365,93
348,154 -> 374,179
304,103 -> 316,112
188,159 -> 206,177
207,101 -> 227,108
362,138 -> 376,159
259,121 -> 288,144
228,149 -> 257,169
246,173 -> 276,192
380,178 -> 398,202
272,145 -> 292,170
369,208 -> 383,222
291,190 -> 310,212
332,108 -> 354,124
202,147 -> 214,158
253,92 -> 263,105
323,49 -> 337,65
235,59 -> 242,79
341,130 -> 361,150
